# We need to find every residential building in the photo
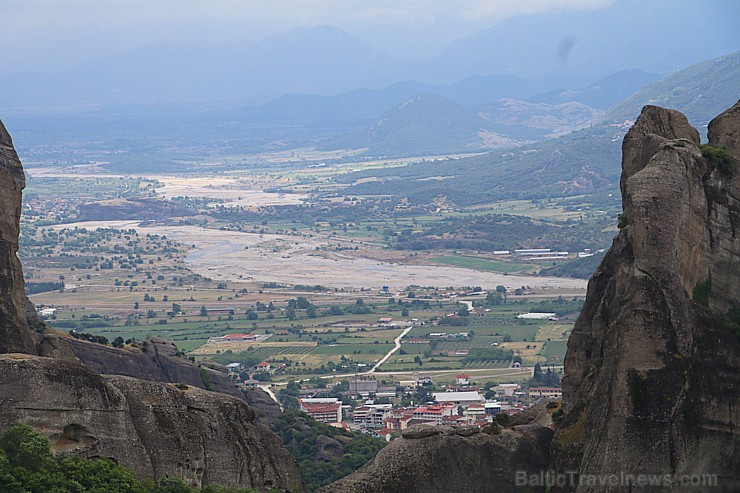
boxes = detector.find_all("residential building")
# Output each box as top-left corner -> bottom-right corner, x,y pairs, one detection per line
412,403 -> 454,423
353,404 -> 392,428
485,402 -> 502,417
299,398 -> 342,423
349,376 -> 378,396
492,383 -> 520,400
455,374 -> 470,386
528,387 -> 563,399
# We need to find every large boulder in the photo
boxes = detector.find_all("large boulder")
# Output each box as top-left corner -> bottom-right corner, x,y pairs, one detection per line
67,336 -> 243,399
0,120 -> 37,354
551,102 -> 740,492
0,354 -> 303,491
321,102 -> 740,493
320,425 -> 553,493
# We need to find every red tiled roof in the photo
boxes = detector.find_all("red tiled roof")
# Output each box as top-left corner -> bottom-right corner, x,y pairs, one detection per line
302,403 -> 341,413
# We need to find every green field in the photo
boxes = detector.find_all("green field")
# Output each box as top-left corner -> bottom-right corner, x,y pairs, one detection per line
428,255 -> 536,274
539,340 -> 569,363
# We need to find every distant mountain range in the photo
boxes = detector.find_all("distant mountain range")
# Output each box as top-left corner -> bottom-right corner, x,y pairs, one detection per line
606,51 -> 740,125
325,51 -> 740,203
0,0 -> 737,110
325,51 -> 739,157
4,47 -> 738,181
320,93 -> 517,156
527,69 -> 660,110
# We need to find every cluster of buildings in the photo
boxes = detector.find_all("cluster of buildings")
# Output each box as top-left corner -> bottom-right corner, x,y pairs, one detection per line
294,375 -> 563,440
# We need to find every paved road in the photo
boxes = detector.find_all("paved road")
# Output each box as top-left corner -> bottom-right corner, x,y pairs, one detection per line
367,325 -> 414,373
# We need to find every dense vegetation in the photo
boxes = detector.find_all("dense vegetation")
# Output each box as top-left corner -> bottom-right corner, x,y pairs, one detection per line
0,424 -> 274,493
396,214 -> 615,252
530,362 -> 561,387
272,410 -> 386,492
699,144 -> 736,177
25,281 -> 64,295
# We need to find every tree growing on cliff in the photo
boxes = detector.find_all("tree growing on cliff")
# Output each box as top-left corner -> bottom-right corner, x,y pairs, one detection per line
0,424 -> 275,492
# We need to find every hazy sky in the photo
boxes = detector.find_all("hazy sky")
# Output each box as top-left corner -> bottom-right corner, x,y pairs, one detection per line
1,0 -> 616,73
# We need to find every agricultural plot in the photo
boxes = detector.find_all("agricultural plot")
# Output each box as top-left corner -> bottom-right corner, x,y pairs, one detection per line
539,340 -> 569,363
428,256 -> 536,274
463,360 -> 511,369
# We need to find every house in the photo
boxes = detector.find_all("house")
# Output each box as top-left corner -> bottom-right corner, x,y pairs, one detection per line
448,349 -> 469,357
455,373 -> 470,386
38,308 -> 57,318
377,428 -> 394,442
492,383 -> 520,400
353,404 -> 392,428
378,317 -> 393,324
528,387 -> 563,399
299,398 -> 342,423
417,375 -> 433,385
255,362 -> 271,372
465,403 -> 486,418
226,362 -> 242,374
485,402 -> 502,417
349,376 -> 378,396
412,404 -> 454,423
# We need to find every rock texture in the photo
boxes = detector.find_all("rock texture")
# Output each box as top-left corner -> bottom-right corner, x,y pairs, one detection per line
552,103 -> 740,491
67,336 -> 243,399
243,387 -> 284,426
321,423 -> 553,493
0,117 -> 304,492
323,104 -> 739,492
0,355 -> 302,491
0,119 -> 37,354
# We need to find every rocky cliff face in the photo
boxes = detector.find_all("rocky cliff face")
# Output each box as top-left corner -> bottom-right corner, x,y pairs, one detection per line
67,336 -> 244,400
321,422 -> 553,493
0,355 -> 302,490
0,118 -> 304,491
552,102 -> 740,491
323,103 -> 739,492
0,120 -> 37,354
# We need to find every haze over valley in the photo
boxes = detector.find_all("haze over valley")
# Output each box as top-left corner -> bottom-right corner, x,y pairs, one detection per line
1,1 -> 738,492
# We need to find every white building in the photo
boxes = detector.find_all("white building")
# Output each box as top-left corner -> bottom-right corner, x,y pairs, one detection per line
433,391 -> 485,405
